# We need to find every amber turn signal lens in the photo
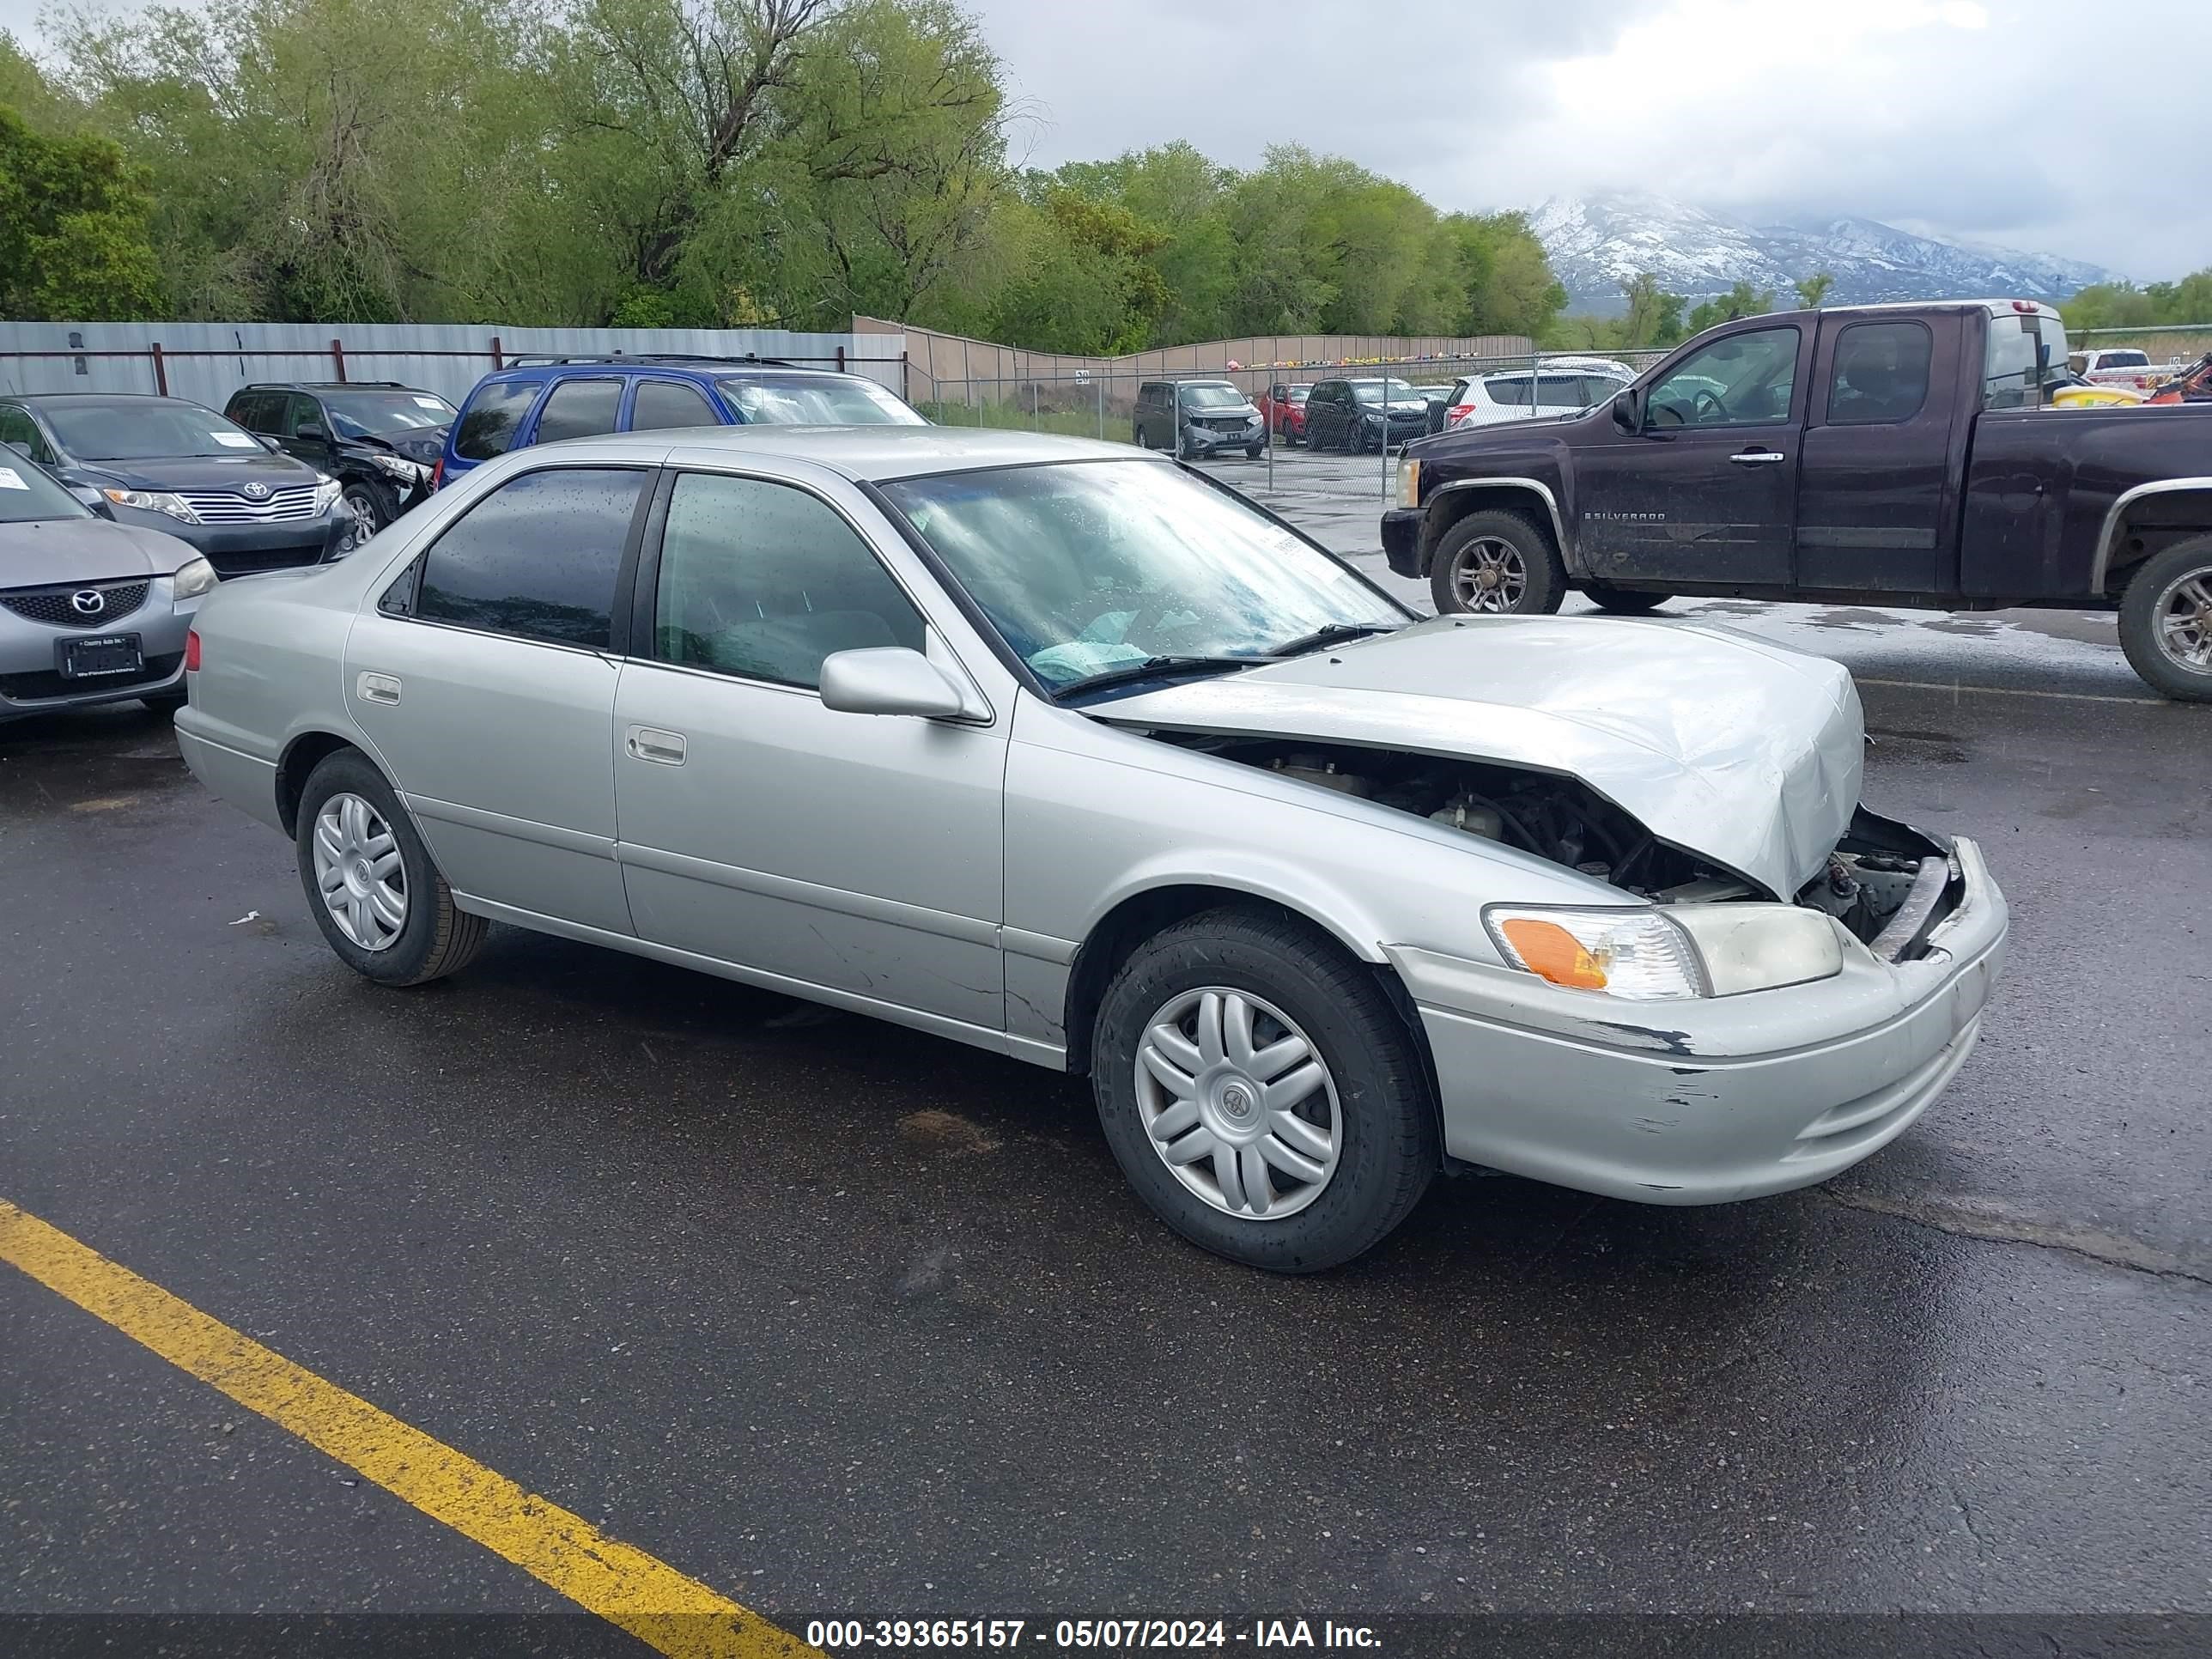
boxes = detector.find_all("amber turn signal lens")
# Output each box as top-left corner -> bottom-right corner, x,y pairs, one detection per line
1497,918 -> 1609,990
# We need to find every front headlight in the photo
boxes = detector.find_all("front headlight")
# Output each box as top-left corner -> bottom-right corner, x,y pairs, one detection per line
1395,457 -> 1420,507
369,453 -> 425,483
1486,907 -> 1705,1000
1667,904 -> 1843,996
312,474 -> 343,514
1485,902 -> 1845,1000
104,488 -> 199,524
170,556 -> 217,599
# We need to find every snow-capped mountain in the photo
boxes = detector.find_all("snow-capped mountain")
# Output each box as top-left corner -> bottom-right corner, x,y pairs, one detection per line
1532,191 -> 2121,313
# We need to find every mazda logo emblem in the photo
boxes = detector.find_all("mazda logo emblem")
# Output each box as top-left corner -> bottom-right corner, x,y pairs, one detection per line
243,482 -> 270,499
70,589 -> 105,617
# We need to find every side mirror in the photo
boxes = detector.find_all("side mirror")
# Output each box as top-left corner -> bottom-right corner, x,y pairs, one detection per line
819,647 -> 969,720
297,423 -> 331,444
1610,388 -> 1640,431
258,434 -> 284,453
70,486 -> 114,518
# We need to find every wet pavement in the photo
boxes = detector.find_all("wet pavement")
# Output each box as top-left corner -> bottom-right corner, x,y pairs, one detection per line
3,474 -> 2209,1641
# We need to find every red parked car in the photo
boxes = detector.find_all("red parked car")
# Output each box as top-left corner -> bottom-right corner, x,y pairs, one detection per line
1259,382 -> 1313,444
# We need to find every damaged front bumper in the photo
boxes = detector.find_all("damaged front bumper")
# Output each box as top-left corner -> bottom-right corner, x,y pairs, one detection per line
1386,836 -> 2008,1205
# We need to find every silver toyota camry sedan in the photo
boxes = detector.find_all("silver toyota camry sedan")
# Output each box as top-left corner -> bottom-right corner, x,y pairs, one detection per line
174,428 -> 2007,1271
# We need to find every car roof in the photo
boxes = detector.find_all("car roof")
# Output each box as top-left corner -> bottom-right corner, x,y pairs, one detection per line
482,358 -> 854,382
240,381 -> 424,392
641,424 -> 1155,483
11,392 -> 199,407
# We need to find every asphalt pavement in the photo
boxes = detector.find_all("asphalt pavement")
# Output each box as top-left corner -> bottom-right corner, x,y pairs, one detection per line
3,456 -> 2209,1650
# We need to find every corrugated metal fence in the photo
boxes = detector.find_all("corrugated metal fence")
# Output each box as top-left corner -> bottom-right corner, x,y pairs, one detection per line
0,322 -> 908,410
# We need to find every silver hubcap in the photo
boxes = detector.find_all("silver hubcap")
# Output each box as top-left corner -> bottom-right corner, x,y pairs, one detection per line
1134,988 -> 1340,1221
1449,537 -> 1528,612
2155,568 -> 2212,672
313,792 -> 406,951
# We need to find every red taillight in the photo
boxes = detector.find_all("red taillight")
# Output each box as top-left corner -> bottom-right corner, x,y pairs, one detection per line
1448,404 -> 1477,424
184,629 -> 201,672
430,456 -> 445,491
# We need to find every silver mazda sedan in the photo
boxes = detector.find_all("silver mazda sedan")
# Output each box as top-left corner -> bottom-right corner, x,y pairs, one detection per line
174,428 -> 2007,1270
2,450 -> 216,720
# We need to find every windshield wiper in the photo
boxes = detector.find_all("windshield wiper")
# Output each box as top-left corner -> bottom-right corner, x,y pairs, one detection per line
1051,654 -> 1259,702
1267,622 -> 1397,659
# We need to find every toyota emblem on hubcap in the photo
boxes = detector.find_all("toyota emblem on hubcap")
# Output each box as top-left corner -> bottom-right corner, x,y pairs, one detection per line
70,589 -> 105,617
1220,1084 -> 1254,1119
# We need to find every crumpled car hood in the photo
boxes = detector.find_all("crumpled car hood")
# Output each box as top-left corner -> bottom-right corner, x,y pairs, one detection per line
1094,614 -> 1865,899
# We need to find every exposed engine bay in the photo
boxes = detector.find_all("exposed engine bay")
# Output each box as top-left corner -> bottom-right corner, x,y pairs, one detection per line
1152,734 -> 1954,953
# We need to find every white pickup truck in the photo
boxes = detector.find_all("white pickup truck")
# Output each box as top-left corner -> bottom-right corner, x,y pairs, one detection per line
2074,347 -> 2181,391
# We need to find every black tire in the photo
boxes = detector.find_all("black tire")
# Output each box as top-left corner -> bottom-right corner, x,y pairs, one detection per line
1091,906 -> 1437,1273
340,480 -> 398,552
1245,445 -> 1264,460
294,748 -> 489,987
1131,423 -> 1147,449
2118,536 -> 2212,702
1583,583 -> 1673,616
1429,507 -> 1568,617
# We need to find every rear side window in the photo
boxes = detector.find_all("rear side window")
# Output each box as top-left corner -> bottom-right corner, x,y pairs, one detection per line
416,467 -> 645,647
1534,375 -> 1589,408
1827,320 -> 1933,425
228,391 -> 277,432
453,380 -> 539,460
630,380 -> 719,431
1484,376 -> 1533,407
535,378 -> 624,444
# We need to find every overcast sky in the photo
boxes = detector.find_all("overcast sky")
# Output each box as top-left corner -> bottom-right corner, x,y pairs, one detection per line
6,0 -> 2203,279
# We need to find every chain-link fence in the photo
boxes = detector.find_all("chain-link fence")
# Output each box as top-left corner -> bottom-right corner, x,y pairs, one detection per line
907,349 -> 1672,500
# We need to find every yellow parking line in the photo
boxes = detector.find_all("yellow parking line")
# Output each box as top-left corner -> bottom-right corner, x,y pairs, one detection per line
0,1199 -> 819,1659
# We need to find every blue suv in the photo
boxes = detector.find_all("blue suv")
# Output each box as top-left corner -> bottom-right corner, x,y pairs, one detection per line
437,356 -> 925,487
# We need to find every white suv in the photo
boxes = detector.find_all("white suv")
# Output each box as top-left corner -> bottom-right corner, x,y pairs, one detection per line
1440,360 -> 1637,430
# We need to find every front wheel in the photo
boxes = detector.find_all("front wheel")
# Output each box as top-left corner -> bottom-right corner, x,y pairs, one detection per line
1246,445 -> 1264,460
339,481 -> 398,553
1583,583 -> 1673,615
295,749 -> 489,986
1091,907 -> 1437,1272
2118,535 -> 2212,701
1430,509 -> 1568,616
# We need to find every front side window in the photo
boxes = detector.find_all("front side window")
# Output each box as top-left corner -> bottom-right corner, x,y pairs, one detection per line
1826,321 -> 1933,425
630,380 -> 718,432
881,460 -> 1405,692
1645,327 -> 1800,427
415,467 -> 644,647
0,404 -> 56,463
715,375 -> 923,426
533,378 -> 624,444
288,394 -> 327,437
453,381 -> 539,460
653,473 -> 923,690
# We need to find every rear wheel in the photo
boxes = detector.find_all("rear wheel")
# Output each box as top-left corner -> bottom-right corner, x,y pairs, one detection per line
1091,907 -> 1437,1273
294,749 -> 489,986
2118,535 -> 2212,701
1430,509 -> 1567,617
1583,583 -> 1672,615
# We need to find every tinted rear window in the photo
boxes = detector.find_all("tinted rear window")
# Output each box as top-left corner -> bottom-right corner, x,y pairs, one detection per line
535,378 -> 624,444
416,467 -> 644,647
630,380 -> 720,431
453,381 -> 540,460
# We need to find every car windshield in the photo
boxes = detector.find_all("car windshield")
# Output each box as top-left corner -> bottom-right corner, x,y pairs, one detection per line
717,375 -> 924,425
0,453 -> 91,524
1351,380 -> 1417,404
1285,386 -> 1310,403
42,400 -> 267,460
321,389 -> 457,438
879,460 -> 1406,694
1177,385 -> 1245,409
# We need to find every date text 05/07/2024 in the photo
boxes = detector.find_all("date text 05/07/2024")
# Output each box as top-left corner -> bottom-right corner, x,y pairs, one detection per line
805,1619 -> 1383,1650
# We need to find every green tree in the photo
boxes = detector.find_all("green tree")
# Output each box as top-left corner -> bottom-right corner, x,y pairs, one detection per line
1685,279 -> 1776,336
1618,270 -> 1688,348
0,104 -> 163,319
987,185 -> 1170,354
1794,270 -> 1835,308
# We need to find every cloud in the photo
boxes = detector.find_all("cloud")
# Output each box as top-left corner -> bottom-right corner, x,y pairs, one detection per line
972,0 -> 2209,279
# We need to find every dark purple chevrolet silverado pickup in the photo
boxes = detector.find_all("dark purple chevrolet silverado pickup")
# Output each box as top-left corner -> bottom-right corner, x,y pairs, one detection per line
1382,298 -> 2212,700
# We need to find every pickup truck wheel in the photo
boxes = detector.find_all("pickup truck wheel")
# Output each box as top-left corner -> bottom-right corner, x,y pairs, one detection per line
1583,584 -> 1672,615
295,750 -> 489,987
1091,907 -> 1437,1273
2118,537 -> 2212,702
1431,509 -> 1566,616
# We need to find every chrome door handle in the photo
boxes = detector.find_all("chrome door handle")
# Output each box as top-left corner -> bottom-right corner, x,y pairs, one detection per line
1729,449 -> 1788,465
626,726 -> 687,765
356,672 -> 402,705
